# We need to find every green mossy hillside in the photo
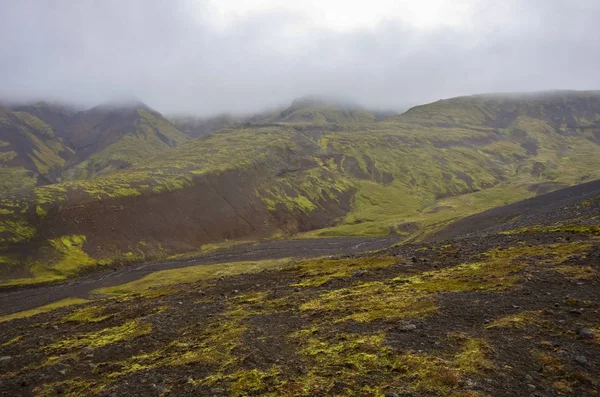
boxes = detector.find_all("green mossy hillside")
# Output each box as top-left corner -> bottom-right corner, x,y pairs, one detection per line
2,91 -> 600,285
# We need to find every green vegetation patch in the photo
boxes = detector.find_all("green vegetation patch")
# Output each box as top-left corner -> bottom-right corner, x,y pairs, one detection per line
62,305 -> 113,323
0,298 -> 89,323
0,219 -> 36,245
500,225 -> 600,235
300,281 -> 438,322
291,256 -> 398,287
47,235 -> 96,275
93,258 -> 292,296
285,329 -> 493,396
48,318 -> 151,351
554,265 -> 597,280
486,310 -> 550,329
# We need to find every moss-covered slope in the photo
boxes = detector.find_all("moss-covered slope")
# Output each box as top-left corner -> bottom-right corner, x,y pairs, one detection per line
0,107 -> 74,193
1,90 -> 600,286
60,104 -> 188,180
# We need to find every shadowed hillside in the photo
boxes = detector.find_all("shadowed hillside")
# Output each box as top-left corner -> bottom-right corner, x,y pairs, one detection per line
0,106 -> 74,193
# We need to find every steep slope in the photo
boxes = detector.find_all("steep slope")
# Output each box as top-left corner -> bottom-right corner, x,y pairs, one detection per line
2,91 -> 600,286
60,104 -> 188,180
10,102 -> 78,138
431,178 -> 600,240
0,106 -> 74,193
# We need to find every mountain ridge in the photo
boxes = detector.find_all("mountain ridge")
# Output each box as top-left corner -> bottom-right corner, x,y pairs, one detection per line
1,90 -> 600,287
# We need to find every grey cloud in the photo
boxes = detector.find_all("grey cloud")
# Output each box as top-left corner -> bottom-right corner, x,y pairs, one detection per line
0,0 -> 599,115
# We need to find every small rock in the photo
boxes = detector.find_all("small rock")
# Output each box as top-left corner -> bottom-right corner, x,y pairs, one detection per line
352,269 -> 367,278
527,384 -> 536,390
554,303 -> 560,308
578,329 -> 595,339
400,324 -> 417,332
233,289 -> 239,294
525,374 -> 534,382
52,325 -> 59,331
569,309 -> 583,315
58,369 -> 67,375
575,355 -> 588,366
0,356 -> 11,362
483,319 -> 490,324
385,393 -> 399,397
576,282 -> 585,286
411,256 -> 417,263
512,305 -> 521,309
177,301 -> 183,305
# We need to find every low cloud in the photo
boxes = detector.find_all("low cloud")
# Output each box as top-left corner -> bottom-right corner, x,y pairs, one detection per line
0,0 -> 598,115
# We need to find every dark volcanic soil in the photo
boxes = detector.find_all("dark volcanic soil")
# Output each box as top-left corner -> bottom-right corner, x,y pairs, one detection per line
0,183 -> 599,397
0,236 -> 399,316
0,230 -> 599,397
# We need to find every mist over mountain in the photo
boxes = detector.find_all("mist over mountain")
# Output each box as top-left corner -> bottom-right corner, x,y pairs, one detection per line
1,0 -> 599,115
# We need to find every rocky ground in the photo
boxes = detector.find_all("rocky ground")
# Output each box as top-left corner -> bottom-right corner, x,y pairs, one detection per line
0,194 -> 599,396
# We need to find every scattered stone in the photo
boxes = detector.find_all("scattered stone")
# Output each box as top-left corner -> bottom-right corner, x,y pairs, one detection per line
483,319 -> 490,324
527,384 -> 536,390
0,356 -> 11,362
411,256 -> 417,263
385,393 -> 399,397
512,305 -> 521,309
233,289 -> 239,294
576,282 -> 585,286
575,355 -> 588,366
58,369 -> 67,375
400,324 -> 417,332
569,309 -> 583,315
577,328 -> 595,339
525,375 -> 534,382
177,301 -> 183,305
352,269 -> 367,277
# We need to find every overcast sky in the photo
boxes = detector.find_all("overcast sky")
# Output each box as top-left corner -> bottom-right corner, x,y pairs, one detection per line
0,0 -> 599,115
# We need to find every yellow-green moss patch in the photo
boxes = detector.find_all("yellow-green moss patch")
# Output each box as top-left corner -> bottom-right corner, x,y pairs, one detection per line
291,256 -> 398,287
0,298 -> 89,323
49,319 -> 151,351
93,258 -> 292,296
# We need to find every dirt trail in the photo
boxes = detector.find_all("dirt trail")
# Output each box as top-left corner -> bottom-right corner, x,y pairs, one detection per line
0,236 -> 398,316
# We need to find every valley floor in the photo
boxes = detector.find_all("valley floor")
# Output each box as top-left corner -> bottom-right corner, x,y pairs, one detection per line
0,236 -> 399,316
